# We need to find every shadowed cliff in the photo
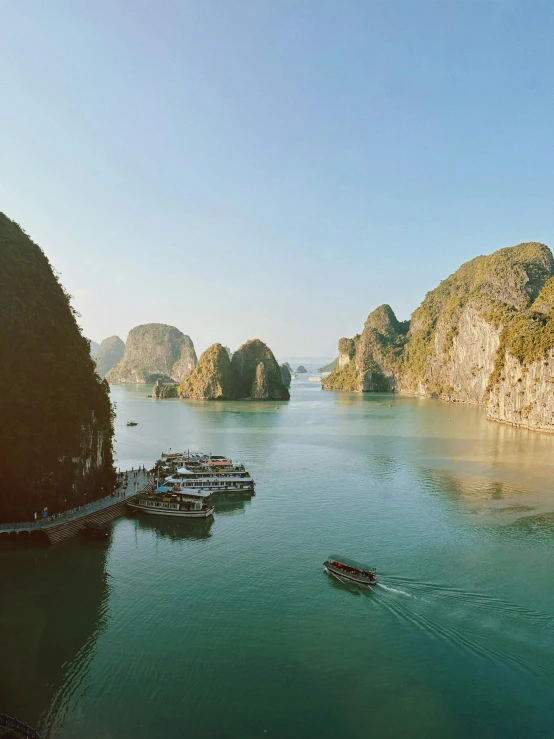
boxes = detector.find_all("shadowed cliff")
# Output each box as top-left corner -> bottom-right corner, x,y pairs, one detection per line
0,213 -> 115,522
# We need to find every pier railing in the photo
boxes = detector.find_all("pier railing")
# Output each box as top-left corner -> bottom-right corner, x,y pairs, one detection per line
0,713 -> 43,738
0,472 -> 154,532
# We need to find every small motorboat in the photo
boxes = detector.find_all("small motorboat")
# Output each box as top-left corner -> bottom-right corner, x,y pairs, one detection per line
79,521 -> 109,539
324,558 -> 377,586
127,421 -> 138,427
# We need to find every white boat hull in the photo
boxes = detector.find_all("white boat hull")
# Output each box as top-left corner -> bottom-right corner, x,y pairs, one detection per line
128,503 -> 215,518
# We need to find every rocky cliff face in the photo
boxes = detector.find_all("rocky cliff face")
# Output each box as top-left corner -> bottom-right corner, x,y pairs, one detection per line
89,340 -> 100,356
231,340 -> 290,400
94,335 -> 125,378
106,324 -> 197,383
323,306 -> 407,392
280,363 -> 292,387
179,344 -> 232,399
172,340 -> 289,400
323,242 -> 554,432
0,213 -> 115,522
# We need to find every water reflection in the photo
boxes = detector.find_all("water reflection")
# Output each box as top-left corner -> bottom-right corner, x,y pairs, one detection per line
213,494 -> 253,517
0,541 -> 108,735
134,515 -> 214,541
503,512 -> 554,541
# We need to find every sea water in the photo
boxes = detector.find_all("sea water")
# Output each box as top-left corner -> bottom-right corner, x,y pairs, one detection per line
1,369 -> 553,738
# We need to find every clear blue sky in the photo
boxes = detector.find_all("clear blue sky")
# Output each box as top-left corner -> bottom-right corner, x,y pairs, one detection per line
2,0 -> 553,357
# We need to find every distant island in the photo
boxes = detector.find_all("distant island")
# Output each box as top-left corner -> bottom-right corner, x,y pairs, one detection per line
323,242 -> 554,433
0,213 -> 115,523
280,363 -> 292,387
318,358 -> 337,373
106,323 -> 197,384
296,365 -> 307,373
94,335 -> 125,378
153,339 -> 290,401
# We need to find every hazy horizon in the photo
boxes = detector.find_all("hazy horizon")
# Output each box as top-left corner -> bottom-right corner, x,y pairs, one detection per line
2,1 -> 554,356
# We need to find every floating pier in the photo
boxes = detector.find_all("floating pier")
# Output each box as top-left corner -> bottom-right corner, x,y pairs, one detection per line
0,471 -> 154,545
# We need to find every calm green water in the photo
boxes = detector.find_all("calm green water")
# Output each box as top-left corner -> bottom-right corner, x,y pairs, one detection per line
2,371 -> 554,738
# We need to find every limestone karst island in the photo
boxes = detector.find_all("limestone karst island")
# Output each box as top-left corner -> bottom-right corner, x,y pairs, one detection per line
2,4 -> 554,736
323,243 -> 554,433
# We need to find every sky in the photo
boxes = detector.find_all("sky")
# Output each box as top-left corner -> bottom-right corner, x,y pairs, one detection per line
1,0 -> 554,357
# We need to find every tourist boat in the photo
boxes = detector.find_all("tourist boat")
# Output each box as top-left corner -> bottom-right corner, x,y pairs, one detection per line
163,465 -> 255,494
79,521 -> 109,539
308,376 -> 322,382
161,451 -> 236,468
324,558 -> 378,586
127,421 -> 138,427
127,486 -> 214,518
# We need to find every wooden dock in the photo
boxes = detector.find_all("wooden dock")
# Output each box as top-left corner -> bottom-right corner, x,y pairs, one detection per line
0,712 -> 43,738
0,472 -> 154,545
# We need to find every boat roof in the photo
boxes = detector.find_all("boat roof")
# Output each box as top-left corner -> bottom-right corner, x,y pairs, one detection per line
153,486 -> 211,498
176,467 -> 195,475
327,555 -> 375,571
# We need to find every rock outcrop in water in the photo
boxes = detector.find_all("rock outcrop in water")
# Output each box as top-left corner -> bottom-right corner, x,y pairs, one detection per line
323,242 -> 554,432
152,379 -> 179,398
0,213 -> 115,523
179,343 -> 232,399
172,340 -> 289,400
231,340 -> 290,400
106,324 -> 197,384
280,363 -> 292,387
94,335 -> 125,378
296,365 -> 308,373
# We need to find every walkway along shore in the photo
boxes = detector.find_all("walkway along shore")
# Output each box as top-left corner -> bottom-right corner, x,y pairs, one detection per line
0,711 -> 44,738
0,470 -> 154,545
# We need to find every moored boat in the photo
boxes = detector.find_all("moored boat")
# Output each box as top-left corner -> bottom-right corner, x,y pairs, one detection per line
324,558 -> 377,586
155,450 -> 256,495
127,420 -> 138,427
127,486 -> 214,518
164,465 -> 255,494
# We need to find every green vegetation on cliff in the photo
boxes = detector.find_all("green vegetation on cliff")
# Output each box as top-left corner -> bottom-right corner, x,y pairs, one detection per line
321,361 -> 360,391
324,243 -> 554,408
0,213 -> 115,522
179,344 -> 232,399
323,306 -> 406,392
175,340 -> 289,400
402,243 -> 553,391
231,340 -> 290,400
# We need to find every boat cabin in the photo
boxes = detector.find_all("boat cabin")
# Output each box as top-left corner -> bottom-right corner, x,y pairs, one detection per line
139,485 -> 212,512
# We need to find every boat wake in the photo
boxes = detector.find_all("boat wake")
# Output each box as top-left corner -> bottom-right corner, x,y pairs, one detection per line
371,576 -> 552,677
376,583 -> 412,598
